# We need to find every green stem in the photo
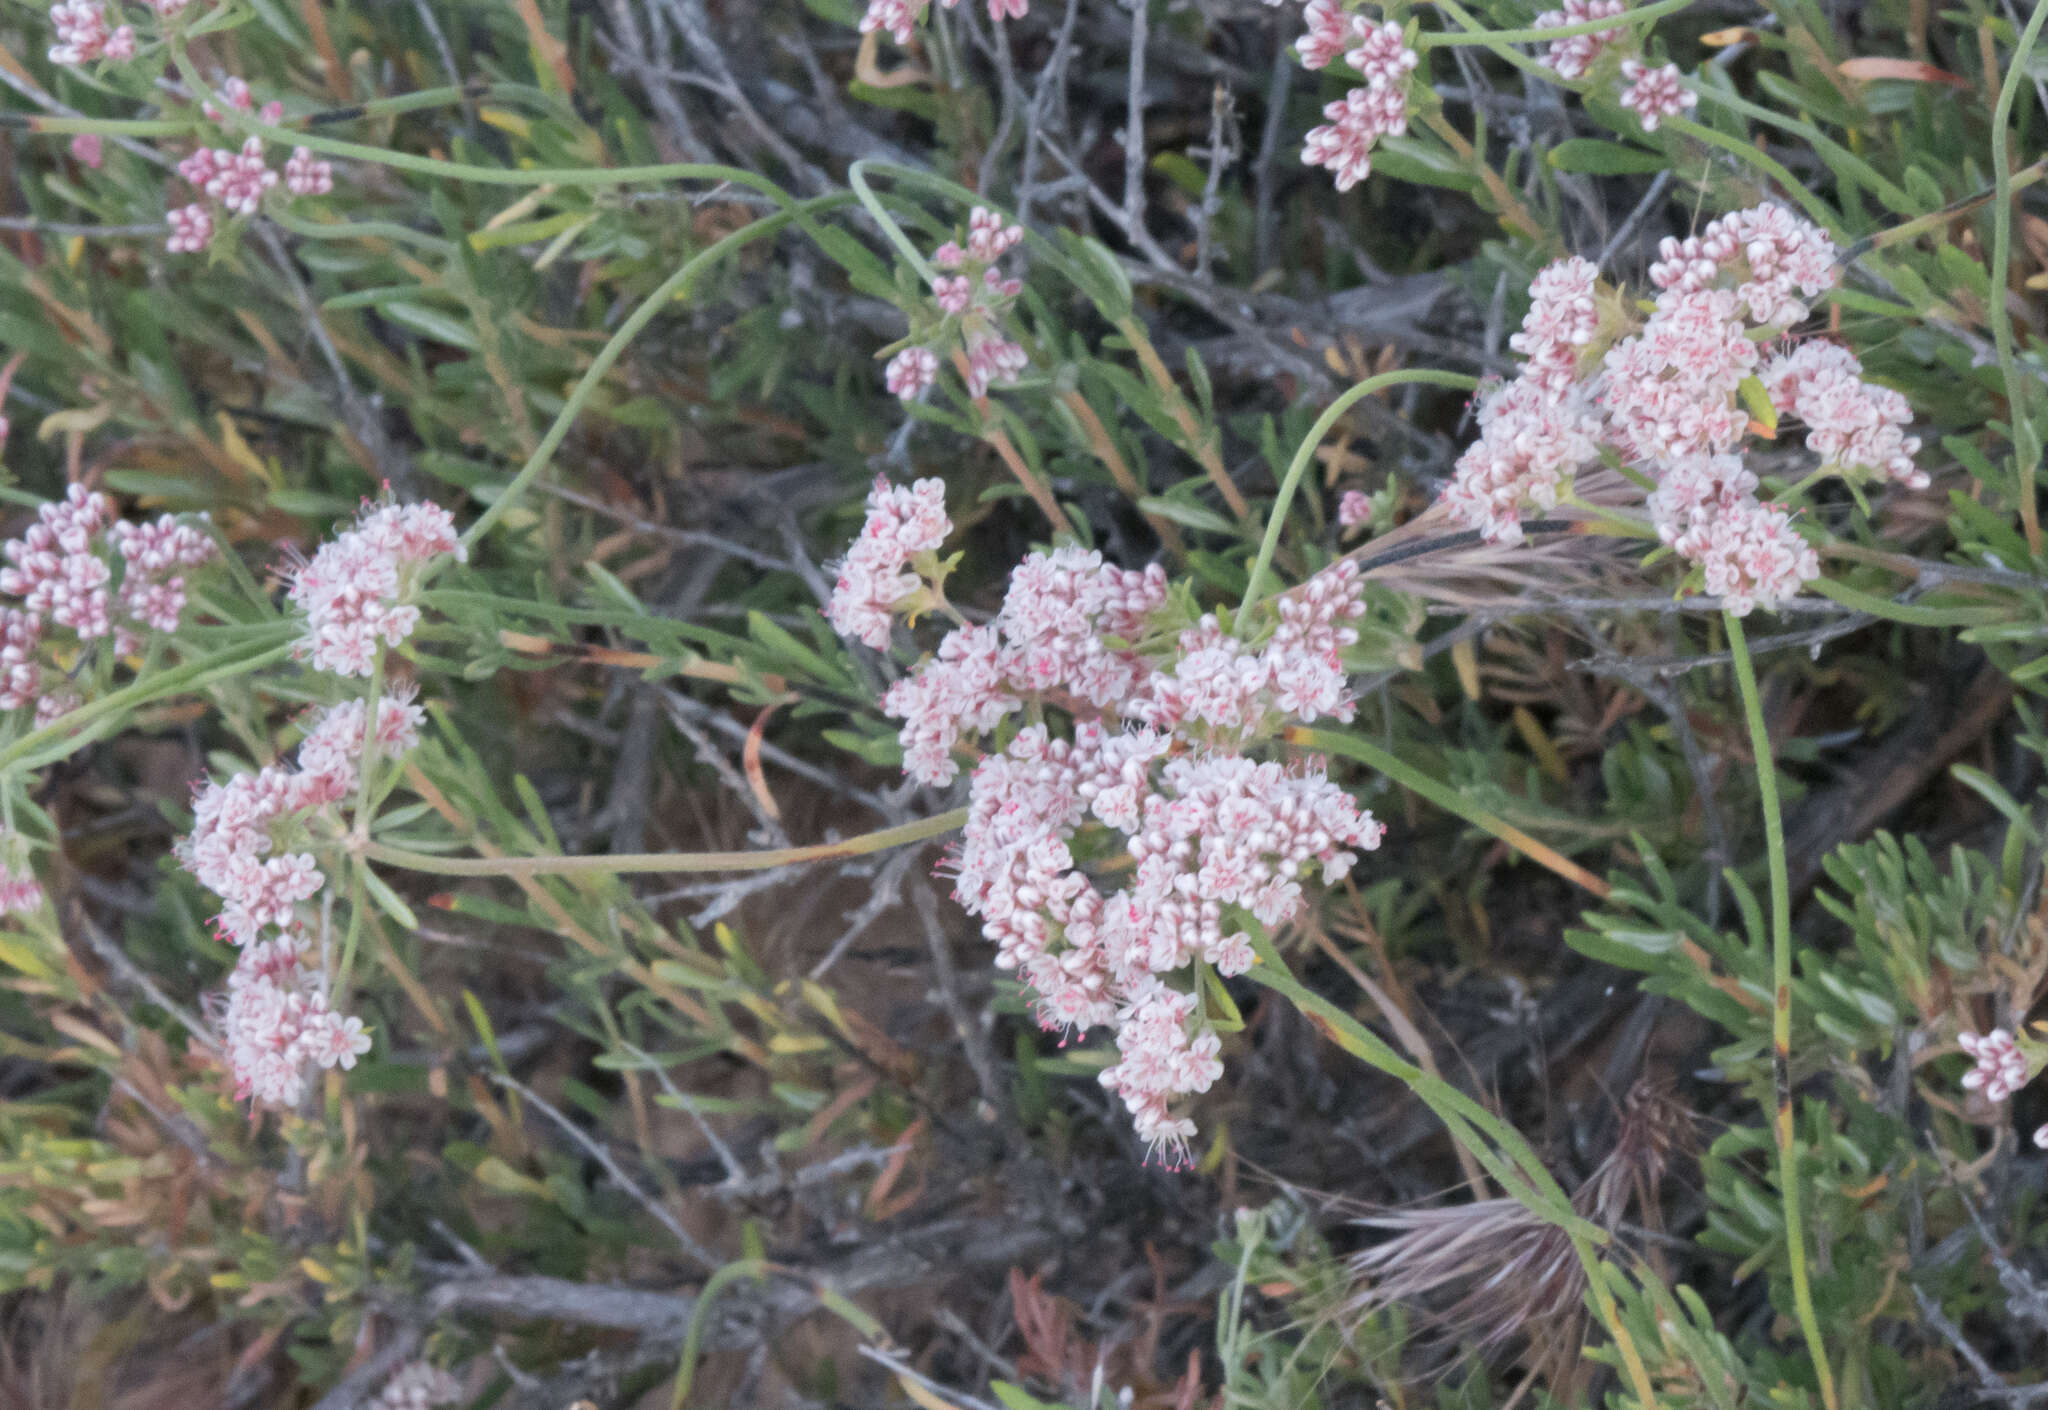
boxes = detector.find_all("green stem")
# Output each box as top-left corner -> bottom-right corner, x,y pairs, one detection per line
1246,934 -> 1663,1409
1421,0 -> 1557,78
1725,613 -> 1839,1410
1416,0 -> 1693,47
266,204 -> 452,252
0,631 -> 294,776
667,1260 -> 774,1410
23,82 -> 547,139
363,807 -> 968,878
1988,0 -> 2048,558
848,161 -> 938,283
1240,369 -> 1479,612
1293,725 -> 1611,896
457,190 -> 855,550
1657,115 -> 1842,234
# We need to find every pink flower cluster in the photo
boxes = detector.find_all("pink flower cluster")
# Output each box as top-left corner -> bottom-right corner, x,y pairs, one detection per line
218,928 -> 370,1106
884,208 -> 1030,402
1338,489 -> 1373,530
1441,205 -> 1913,615
860,0 -> 1026,47
0,485 -> 214,701
830,481 -> 1387,1161
1618,59 -> 1695,131
288,499 -> 464,677
48,0 -> 134,66
1297,11 -> 1417,192
162,84 -> 333,253
1759,340 -> 1926,488
1532,0 -> 1626,79
1956,1027 -> 2048,1149
186,693 -> 423,1104
1960,1028 -> 2029,1102
825,476 -> 951,649
374,1362 -> 464,1410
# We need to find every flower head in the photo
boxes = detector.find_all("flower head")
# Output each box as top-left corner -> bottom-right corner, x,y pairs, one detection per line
288,500 -> 463,677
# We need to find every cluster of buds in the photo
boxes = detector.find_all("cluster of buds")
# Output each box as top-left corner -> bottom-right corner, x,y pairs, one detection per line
1441,204 -> 1918,615
165,80 -> 336,255
860,0 -> 1027,47
183,692 -> 423,1102
824,476 -> 951,649
828,484 -> 1387,1164
287,499 -> 464,676
0,829 -> 43,918
1287,3 -> 1419,190
0,484 -> 215,721
1531,0 -> 1695,131
884,208 -> 1031,403
1958,1028 -> 2048,1149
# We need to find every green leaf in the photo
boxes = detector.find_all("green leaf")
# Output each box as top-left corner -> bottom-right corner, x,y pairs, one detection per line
1547,139 -> 1669,175
379,302 -> 481,352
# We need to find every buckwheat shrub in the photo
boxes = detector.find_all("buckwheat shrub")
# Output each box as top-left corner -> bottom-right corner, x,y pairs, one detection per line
1441,203 -> 1915,614
830,485 -> 1387,1164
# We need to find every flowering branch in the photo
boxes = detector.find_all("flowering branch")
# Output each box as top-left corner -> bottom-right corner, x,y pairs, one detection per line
1725,611 -> 1840,1410
360,809 -> 969,879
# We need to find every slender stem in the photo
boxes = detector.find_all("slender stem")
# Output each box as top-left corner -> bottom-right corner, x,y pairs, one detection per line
364,807 -> 968,878
1290,726 -> 1610,898
458,192 -> 856,550
668,1261 -> 775,1410
0,631 -> 294,776
1416,0 -> 1693,47
1245,934 -> 1664,1410
1241,370 -> 1480,612
1115,317 -> 1252,522
1988,0 -> 2048,557
1725,612 -> 1839,1410
1657,115 -> 1842,234
234,108 -> 791,194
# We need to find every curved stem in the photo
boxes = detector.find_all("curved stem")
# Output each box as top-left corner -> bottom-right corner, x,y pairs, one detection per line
363,807 -> 967,878
1988,0 -> 2048,557
1725,612 -> 1839,1410
1241,369 -> 1479,612
1416,0 -> 1693,47
458,190 -> 856,550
